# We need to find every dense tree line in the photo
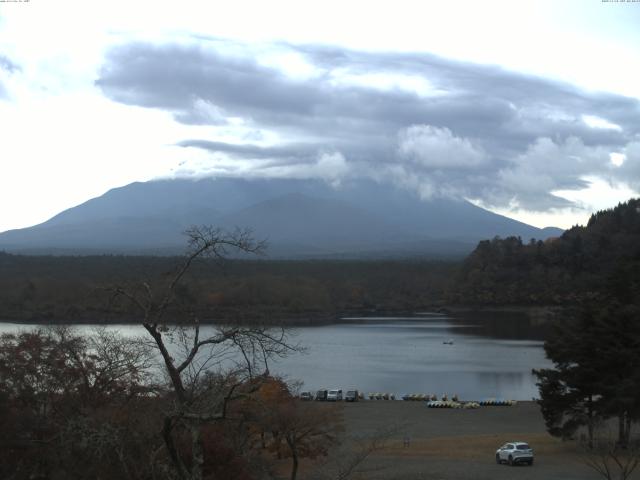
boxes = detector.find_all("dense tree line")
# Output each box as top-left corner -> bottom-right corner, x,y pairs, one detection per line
449,198 -> 640,307
0,253 -> 456,324
3,199 -> 639,323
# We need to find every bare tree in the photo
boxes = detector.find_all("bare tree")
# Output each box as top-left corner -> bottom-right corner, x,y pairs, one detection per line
310,425 -> 400,480
109,226 -> 299,480
260,390 -> 343,480
0,326 -> 159,480
581,432 -> 640,480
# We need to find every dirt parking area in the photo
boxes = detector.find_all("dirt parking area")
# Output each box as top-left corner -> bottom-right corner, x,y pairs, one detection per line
330,401 -> 639,480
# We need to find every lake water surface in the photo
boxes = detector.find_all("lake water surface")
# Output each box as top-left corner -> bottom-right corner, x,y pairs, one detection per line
0,312 -> 552,400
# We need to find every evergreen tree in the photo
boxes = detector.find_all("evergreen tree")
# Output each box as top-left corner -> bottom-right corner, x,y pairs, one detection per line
534,305 -> 603,447
535,302 -> 640,447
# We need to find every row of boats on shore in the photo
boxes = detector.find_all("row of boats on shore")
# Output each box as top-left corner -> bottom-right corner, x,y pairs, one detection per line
303,390 -> 518,407
371,393 -> 518,408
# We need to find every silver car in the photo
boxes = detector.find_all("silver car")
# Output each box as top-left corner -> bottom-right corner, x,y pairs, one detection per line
496,441 -> 534,466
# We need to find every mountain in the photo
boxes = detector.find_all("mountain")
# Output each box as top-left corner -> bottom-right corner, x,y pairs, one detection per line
0,177 -> 563,257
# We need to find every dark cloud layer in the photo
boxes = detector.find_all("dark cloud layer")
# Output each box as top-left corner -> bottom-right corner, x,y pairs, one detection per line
177,139 -> 321,164
96,40 -> 640,211
0,54 -> 19,100
0,54 -> 19,74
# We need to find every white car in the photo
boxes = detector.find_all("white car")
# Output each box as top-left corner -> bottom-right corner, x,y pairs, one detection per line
496,441 -> 534,466
299,391 -> 313,401
327,389 -> 343,401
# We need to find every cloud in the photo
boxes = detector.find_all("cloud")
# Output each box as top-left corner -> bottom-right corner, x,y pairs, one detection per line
582,114 -> 622,132
256,151 -> 350,187
0,54 -> 20,100
0,54 -> 20,74
484,137 -> 612,210
398,125 -> 487,169
174,98 -> 229,125
177,139 -> 320,164
621,140 -> 640,190
96,39 -> 640,212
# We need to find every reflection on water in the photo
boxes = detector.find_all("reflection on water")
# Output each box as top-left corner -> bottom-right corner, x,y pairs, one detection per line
273,313 -> 551,400
0,312 -> 552,400
449,310 -> 551,340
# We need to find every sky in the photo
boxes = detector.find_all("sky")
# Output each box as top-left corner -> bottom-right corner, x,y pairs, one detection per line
1,0 -> 639,233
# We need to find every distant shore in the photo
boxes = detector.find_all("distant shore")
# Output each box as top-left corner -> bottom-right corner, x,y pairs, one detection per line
0,304 -> 560,328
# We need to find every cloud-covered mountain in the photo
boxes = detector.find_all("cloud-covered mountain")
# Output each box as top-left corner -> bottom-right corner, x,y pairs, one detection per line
0,177 -> 562,257
96,40 -> 640,213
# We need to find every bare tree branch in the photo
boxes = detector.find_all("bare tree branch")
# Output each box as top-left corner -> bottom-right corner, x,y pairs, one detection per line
103,226 -> 297,480
581,436 -> 640,480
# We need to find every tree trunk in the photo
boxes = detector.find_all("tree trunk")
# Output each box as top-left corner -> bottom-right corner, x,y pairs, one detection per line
618,411 -> 627,448
287,435 -> 299,480
163,416 -> 189,479
290,450 -> 299,480
587,395 -> 594,449
190,424 -> 204,480
143,324 -> 186,402
625,415 -> 632,446
624,411 -> 630,447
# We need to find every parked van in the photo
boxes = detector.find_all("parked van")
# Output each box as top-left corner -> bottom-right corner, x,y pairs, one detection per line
345,390 -> 359,402
327,389 -> 343,401
315,389 -> 328,401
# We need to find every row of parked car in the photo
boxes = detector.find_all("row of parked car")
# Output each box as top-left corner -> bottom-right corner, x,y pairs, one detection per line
299,389 -> 361,402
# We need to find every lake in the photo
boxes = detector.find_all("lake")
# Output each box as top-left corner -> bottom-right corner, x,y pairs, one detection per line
0,312 -> 552,400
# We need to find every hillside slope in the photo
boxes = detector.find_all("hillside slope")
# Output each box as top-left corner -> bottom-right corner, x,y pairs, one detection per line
0,177 -> 562,257
449,198 -> 640,305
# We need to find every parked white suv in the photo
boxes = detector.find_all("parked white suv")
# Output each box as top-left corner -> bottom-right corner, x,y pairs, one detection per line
496,442 -> 534,466
327,389 -> 343,401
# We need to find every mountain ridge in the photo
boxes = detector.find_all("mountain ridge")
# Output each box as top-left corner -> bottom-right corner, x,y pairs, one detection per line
0,177 -> 563,257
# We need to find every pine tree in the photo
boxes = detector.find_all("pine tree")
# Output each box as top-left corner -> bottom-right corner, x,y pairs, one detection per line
535,302 -> 640,447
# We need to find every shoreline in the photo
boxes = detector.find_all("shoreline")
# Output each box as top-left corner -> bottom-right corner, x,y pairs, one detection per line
0,304 -> 560,327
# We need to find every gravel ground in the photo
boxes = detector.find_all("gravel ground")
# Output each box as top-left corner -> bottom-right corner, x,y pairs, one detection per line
326,401 -> 639,480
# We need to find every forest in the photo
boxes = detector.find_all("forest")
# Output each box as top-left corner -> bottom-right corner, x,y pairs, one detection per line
1,200 -> 640,325
0,253 -> 456,324
1,199 -> 639,325
449,198 -> 640,308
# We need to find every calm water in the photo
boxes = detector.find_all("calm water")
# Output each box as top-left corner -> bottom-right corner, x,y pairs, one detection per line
0,312 -> 552,400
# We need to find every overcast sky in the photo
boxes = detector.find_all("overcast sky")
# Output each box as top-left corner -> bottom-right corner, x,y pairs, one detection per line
1,0 -> 639,232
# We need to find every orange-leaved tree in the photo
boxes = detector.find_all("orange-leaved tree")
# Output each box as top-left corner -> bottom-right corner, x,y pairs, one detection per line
248,377 -> 344,480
